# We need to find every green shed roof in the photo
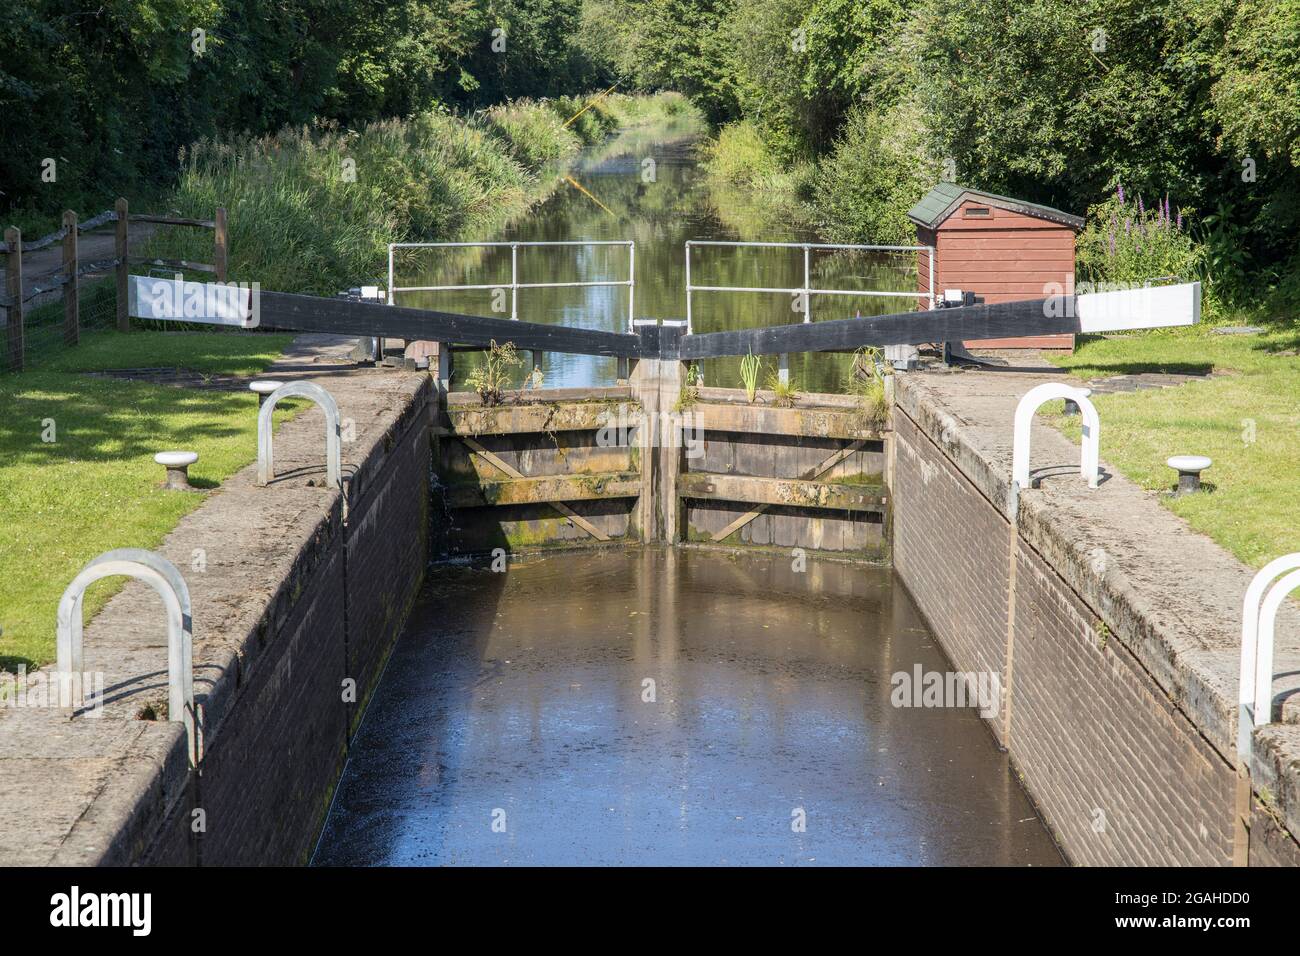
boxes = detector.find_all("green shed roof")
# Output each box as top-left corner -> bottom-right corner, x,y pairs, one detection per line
907,182 -> 1085,230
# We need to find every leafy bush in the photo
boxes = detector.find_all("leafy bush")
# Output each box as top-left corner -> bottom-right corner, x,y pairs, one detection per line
602,92 -> 701,128
154,107 -> 547,294
699,122 -> 784,189
464,340 -> 523,406
544,95 -> 620,145
1076,186 -> 1205,291
718,0 -> 912,159
698,119 -> 817,232
810,101 -> 936,245
848,346 -> 891,427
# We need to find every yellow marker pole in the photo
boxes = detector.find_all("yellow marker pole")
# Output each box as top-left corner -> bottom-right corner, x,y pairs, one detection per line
564,176 -> 616,217
563,81 -> 622,129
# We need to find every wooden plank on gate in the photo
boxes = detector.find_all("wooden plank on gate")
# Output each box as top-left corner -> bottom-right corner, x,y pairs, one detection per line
445,472 -> 640,508
460,436 -> 611,541
709,439 -> 867,542
679,472 -> 885,513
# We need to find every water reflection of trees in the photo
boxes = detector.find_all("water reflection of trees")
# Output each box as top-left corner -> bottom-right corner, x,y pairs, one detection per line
398,121 -> 925,394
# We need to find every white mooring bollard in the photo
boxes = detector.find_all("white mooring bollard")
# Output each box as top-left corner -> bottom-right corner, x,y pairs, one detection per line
154,450 -> 198,490
1167,455 -> 1212,496
249,379 -> 280,407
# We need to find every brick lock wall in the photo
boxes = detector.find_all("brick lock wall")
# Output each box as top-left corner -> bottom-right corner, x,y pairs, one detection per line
191,543 -> 350,865
138,382 -> 433,865
1009,538 -> 1235,865
892,411 -> 1013,744
1250,804 -> 1300,865
892,404 -> 1242,865
142,529 -> 349,866
345,418 -> 431,711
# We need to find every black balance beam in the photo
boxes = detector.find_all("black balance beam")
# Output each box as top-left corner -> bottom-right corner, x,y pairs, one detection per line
257,291 -> 645,358
677,297 -> 1077,359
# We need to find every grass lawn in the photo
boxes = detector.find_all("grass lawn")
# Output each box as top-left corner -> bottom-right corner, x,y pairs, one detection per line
1046,324 -> 1300,568
0,329 -> 295,671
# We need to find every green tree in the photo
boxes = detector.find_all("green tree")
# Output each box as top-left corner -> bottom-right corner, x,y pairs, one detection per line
811,99 -> 937,243
1208,0 -> 1300,276
610,0 -> 739,124
0,0 -> 603,226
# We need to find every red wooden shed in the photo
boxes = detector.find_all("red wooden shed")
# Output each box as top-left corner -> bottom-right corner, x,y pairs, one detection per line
908,183 -> 1085,350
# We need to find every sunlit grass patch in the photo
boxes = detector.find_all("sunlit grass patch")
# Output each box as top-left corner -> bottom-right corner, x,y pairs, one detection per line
1046,326 -> 1300,566
0,331 -> 294,669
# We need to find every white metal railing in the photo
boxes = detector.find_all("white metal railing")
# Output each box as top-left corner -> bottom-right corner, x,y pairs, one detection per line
387,240 -> 636,330
684,240 -> 935,334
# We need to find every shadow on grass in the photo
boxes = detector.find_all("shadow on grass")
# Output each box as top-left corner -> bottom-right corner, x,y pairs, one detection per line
1062,359 -> 1215,377
1,654 -> 39,675
0,383 -> 250,467
1252,330 -> 1300,355
1100,361 -> 1213,377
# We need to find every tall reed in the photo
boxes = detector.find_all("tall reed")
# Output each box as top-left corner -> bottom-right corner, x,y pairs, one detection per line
152,102 -> 592,295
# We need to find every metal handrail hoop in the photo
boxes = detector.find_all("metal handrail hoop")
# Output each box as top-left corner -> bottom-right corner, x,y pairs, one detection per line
257,381 -> 342,491
56,549 -> 198,765
1238,555 -> 1300,764
1012,383 -> 1101,491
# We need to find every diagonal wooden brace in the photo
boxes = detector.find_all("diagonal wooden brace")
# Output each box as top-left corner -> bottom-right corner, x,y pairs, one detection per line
711,439 -> 868,542
460,436 -> 610,542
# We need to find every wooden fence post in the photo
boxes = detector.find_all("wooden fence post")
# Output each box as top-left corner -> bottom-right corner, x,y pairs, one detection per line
115,197 -> 129,331
214,206 -> 227,282
63,210 -> 79,346
4,227 -> 23,371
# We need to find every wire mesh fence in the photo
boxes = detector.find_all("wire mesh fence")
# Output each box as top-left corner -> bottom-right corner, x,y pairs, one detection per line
2,200 -> 226,373
18,277 -> 119,368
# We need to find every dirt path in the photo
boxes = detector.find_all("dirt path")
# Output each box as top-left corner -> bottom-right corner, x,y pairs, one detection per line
2,224 -> 154,309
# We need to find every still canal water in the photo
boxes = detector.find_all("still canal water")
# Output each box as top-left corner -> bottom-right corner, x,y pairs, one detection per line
313,550 -> 1062,866
396,119 -> 919,394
